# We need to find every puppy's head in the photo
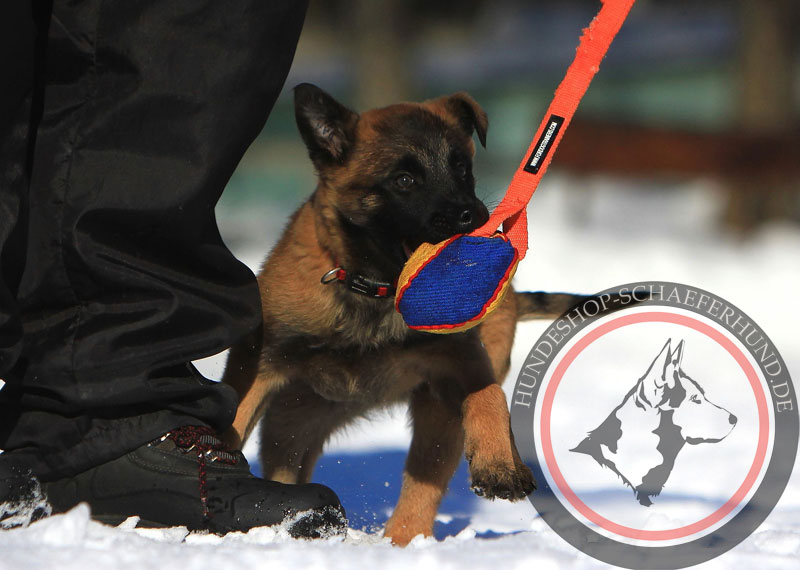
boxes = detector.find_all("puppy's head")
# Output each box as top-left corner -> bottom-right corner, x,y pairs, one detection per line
294,83 -> 490,264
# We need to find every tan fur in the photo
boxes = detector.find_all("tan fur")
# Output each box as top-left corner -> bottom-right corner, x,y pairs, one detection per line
223,89 -> 538,545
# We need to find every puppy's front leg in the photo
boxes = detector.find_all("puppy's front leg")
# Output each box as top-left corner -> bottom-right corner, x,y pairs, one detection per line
385,384 -> 465,546
463,296 -> 536,500
462,382 -> 535,500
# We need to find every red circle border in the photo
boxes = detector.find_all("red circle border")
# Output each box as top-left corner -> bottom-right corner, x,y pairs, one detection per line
540,311 -> 770,541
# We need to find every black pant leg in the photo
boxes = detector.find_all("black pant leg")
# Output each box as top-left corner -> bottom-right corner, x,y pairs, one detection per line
0,0 -> 43,381
0,0 -> 308,481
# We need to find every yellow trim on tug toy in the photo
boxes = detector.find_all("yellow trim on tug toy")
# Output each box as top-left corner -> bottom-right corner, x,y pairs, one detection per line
395,233 -> 519,334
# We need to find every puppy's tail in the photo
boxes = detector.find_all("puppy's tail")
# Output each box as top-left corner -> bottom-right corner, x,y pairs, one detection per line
515,291 -> 590,321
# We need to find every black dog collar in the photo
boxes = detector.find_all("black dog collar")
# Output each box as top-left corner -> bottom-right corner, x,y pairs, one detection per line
321,267 -> 396,298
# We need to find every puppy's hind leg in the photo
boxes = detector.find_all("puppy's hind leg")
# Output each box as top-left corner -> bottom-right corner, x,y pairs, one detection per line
479,288 -> 518,382
259,381 -> 358,484
384,383 -> 465,546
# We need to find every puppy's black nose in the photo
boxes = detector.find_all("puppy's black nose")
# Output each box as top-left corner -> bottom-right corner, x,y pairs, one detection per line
458,209 -> 473,230
729,413 -> 737,425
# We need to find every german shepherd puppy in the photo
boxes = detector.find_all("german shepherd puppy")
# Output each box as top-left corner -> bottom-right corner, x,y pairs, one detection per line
223,84 -> 582,545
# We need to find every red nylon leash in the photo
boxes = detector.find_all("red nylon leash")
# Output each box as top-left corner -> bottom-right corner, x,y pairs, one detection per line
471,0 -> 636,257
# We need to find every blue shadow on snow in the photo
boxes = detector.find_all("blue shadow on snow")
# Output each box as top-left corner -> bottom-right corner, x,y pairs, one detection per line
251,450 -> 481,539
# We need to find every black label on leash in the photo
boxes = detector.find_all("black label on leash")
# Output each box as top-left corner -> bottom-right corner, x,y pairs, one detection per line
524,114 -> 564,174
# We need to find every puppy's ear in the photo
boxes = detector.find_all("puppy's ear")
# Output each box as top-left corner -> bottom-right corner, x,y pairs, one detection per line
294,83 -> 359,166
442,92 -> 488,148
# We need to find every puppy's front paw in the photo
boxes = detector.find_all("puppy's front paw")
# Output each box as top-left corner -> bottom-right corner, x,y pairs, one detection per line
468,458 -> 536,501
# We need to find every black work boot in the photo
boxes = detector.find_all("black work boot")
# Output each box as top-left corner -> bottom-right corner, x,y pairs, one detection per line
40,426 -> 346,538
0,457 -> 51,529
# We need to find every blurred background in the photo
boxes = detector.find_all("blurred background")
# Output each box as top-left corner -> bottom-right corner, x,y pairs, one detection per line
202,0 -> 800,537
219,0 -> 800,242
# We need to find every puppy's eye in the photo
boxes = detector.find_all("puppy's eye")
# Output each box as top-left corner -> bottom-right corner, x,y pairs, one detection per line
395,173 -> 415,189
455,161 -> 469,178
690,394 -> 701,404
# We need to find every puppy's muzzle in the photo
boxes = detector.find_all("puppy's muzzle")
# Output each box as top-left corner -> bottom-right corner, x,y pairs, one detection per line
431,201 -> 490,237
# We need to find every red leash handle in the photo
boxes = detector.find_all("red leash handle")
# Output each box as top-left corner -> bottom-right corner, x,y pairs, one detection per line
471,0 -> 636,259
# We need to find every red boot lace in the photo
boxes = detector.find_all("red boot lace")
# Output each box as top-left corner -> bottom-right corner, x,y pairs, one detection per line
162,426 -> 238,521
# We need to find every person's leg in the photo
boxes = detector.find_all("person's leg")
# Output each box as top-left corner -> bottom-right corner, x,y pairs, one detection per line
0,0 -> 50,525
1,0 -> 307,480
1,0 -> 344,535
0,0 -> 39,389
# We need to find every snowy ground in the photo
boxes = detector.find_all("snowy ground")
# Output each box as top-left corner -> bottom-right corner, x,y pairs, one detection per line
2,175 -> 799,569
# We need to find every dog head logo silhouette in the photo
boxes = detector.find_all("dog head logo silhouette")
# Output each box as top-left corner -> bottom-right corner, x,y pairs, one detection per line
572,339 -> 737,506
